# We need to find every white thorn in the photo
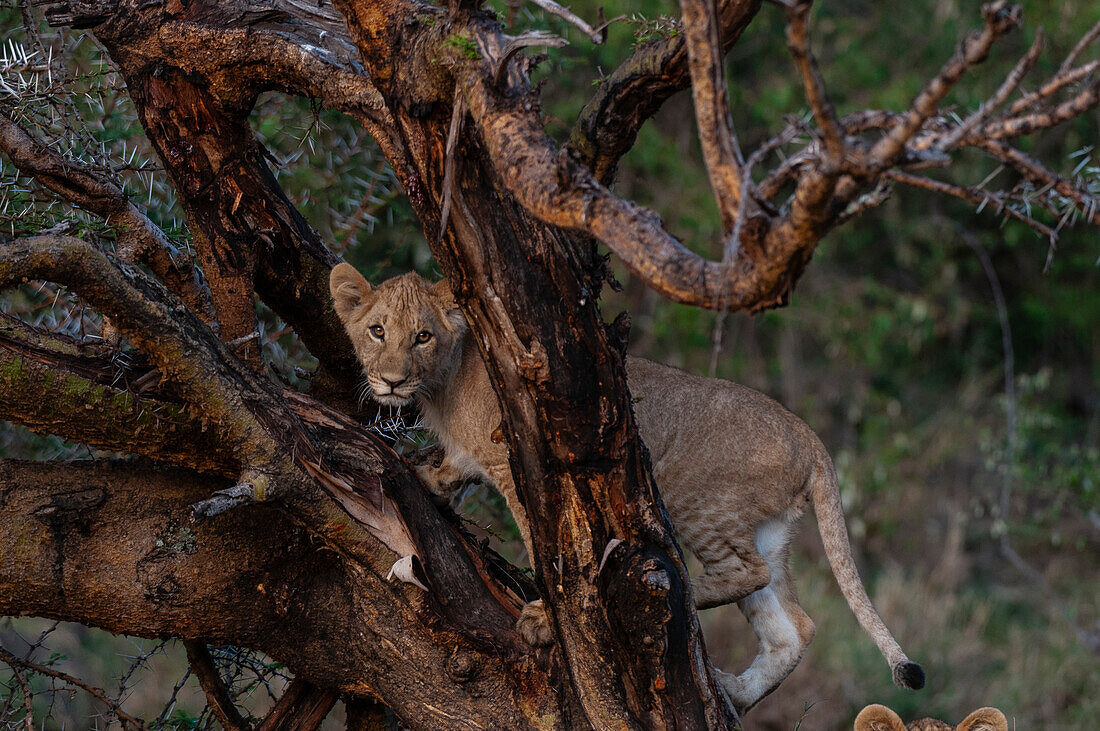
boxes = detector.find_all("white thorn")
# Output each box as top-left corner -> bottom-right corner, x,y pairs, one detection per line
598,538 -> 624,574
387,555 -> 428,592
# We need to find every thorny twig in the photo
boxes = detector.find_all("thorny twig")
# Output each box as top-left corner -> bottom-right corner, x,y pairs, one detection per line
0,645 -> 146,729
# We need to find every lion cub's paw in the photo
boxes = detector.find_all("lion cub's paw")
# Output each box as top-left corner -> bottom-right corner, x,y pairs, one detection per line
711,668 -> 750,717
516,599 -> 554,646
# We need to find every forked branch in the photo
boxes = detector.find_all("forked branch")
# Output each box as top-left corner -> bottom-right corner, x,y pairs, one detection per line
0,645 -> 146,729
0,113 -> 210,318
0,235 -> 283,467
868,1 -> 1022,168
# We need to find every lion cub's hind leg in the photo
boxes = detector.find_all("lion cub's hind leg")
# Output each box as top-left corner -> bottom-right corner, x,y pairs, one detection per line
717,517 -> 816,715
690,529 -> 771,610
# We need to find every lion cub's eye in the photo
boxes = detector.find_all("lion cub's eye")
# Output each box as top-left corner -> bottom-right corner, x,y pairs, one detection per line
369,325 -> 385,340
415,330 -> 433,344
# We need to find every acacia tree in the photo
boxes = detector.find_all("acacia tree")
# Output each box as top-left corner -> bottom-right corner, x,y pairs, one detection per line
0,0 -> 1097,726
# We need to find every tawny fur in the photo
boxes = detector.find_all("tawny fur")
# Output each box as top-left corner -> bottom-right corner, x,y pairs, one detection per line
854,704 -> 1008,731
330,264 -> 923,714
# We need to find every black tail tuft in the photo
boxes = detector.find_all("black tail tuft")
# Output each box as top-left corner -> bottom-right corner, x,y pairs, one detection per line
892,661 -> 925,690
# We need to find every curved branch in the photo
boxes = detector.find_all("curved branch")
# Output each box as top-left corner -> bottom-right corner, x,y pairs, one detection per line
0,113 -> 210,318
569,0 -> 762,184
680,0 -> 746,232
468,68 -> 820,310
0,235 -> 284,467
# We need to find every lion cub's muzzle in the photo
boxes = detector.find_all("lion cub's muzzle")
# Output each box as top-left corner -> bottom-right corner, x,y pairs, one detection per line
369,375 -> 418,406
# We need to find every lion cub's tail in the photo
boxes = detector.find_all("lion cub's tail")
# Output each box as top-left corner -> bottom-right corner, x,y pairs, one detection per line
811,450 -> 925,692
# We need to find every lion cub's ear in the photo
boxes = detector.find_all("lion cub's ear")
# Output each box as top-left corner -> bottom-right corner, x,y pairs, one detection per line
330,263 -> 372,323
429,278 -> 467,333
854,704 -> 906,731
955,708 -> 1007,731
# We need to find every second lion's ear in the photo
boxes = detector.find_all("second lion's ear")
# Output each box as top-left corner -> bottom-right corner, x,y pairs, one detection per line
330,262 -> 372,323
853,704 -> 906,731
955,708 -> 1008,731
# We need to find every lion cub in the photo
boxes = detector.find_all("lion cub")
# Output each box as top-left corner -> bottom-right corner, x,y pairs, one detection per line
854,704 -> 1008,731
330,264 -> 924,714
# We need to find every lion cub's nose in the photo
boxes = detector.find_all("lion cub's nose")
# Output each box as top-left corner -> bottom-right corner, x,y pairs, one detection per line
381,375 -> 407,390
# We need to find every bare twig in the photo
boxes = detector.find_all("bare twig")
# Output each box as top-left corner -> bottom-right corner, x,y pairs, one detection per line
526,0 -> 607,44
783,1 -> 844,162
1002,59 -> 1099,118
940,27 -> 1044,150
870,1 -> 1022,167
975,139 -> 1100,227
154,666 -> 193,727
0,648 -> 34,731
1059,17 -> 1100,73
972,78 -> 1100,141
835,180 -> 892,226
0,645 -> 146,729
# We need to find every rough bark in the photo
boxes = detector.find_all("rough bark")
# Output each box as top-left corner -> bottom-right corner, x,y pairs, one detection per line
0,458 -> 559,729
328,2 -> 735,725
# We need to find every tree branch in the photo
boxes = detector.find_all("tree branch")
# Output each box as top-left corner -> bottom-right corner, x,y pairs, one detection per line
183,641 -> 251,731
255,679 -> 339,731
0,459 -> 559,729
0,645 -> 146,729
0,112 -> 210,319
938,27 -> 1044,150
526,0 -> 608,44
569,0 -> 762,185
781,0 -> 844,162
974,139 -> 1100,227
868,1 -> 1022,168
0,313 -> 236,475
680,0 -> 747,233
883,169 -> 1055,240
967,77 -> 1100,141
65,0 -> 380,401
0,235 -> 285,469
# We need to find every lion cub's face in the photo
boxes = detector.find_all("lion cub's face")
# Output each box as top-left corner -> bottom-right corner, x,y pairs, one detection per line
329,263 -> 466,407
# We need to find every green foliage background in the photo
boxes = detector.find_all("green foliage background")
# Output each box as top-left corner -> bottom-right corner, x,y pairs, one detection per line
1,0 -> 1097,728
